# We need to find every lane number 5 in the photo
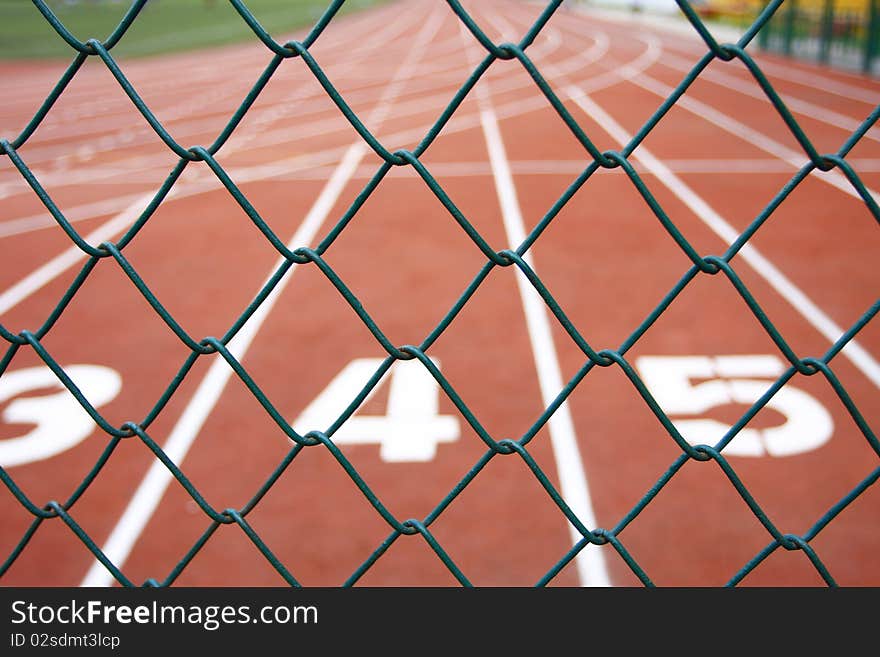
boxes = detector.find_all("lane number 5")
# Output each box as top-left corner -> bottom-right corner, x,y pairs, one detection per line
635,355 -> 833,457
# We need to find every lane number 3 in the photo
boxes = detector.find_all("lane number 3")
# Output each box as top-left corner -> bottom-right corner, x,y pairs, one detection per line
635,355 -> 833,457
0,365 -> 122,468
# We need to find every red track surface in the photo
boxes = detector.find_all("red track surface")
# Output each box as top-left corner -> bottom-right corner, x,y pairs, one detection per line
1,0 -> 878,587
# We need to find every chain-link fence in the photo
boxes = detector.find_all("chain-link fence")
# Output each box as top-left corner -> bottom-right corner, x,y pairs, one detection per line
757,0 -> 880,74
1,0 -> 878,586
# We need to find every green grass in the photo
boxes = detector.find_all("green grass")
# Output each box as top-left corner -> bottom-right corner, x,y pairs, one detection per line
0,0 -> 385,60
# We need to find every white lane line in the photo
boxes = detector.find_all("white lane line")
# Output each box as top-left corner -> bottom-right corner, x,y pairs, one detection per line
462,15 -> 612,587
0,28 -> 548,182
529,5 -> 880,158
0,9 -> 426,171
567,88 -> 880,389
0,0 -> 411,133
531,11 -> 880,204
0,11 -> 580,189
234,33 -> 620,182
0,12 -> 581,193
0,9 -> 626,316
745,58 -> 880,106
624,70 -> 880,207
0,193 -> 146,238
0,12 -> 430,314
656,52 -> 880,142
81,6 -> 446,588
245,157 -> 880,182
482,108 -> 612,587
80,143 -> 365,588
14,158 -> 874,199
574,6 -> 880,106
0,193 -> 161,317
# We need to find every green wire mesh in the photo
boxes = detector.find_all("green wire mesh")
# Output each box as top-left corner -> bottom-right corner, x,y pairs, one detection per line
1,0 -> 878,587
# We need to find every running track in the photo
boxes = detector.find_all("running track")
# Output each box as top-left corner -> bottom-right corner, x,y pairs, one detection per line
1,0 -> 878,587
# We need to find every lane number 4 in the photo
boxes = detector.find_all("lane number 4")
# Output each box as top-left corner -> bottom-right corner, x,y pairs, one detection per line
292,358 -> 460,462
635,355 -> 833,457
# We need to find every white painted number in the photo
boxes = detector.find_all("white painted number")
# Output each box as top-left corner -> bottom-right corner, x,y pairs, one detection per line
292,358 -> 460,462
635,355 -> 833,457
0,365 -> 122,468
